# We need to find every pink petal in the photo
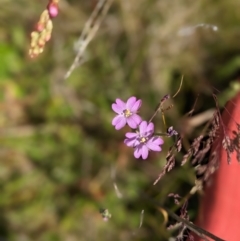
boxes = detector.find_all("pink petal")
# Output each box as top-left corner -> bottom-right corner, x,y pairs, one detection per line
146,142 -> 161,152
112,115 -> 126,130
126,96 -> 137,109
141,145 -> 149,159
147,137 -> 163,151
131,114 -> 142,125
112,115 -> 122,125
146,122 -> 154,133
139,121 -> 147,134
131,99 -> 142,112
124,138 -> 137,147
151,136 -> 164,145
115,99 -> 126,109
115,118 -> 127,130
134,147 -> 142,158
112,103 -> 124,114
127,115 -> 141,129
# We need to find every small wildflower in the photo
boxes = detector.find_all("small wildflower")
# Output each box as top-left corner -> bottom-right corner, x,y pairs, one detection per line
124,121 -> 164,159
167,126 -> 178,137
112,97 -> 142,130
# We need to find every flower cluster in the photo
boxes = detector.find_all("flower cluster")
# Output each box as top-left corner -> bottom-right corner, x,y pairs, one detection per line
29,0 -> 59,58
112,96 -> 164,159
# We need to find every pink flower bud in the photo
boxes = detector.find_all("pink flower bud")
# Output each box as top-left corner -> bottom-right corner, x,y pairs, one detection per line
47,2 -> 58,18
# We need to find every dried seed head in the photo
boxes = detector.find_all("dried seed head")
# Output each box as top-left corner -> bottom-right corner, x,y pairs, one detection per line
29,1 -> 59,57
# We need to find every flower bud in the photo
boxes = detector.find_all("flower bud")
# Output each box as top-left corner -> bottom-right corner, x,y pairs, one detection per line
48,2 -> 58,18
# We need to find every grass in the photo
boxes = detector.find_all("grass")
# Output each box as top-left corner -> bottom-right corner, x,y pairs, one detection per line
0,0 -> 240,240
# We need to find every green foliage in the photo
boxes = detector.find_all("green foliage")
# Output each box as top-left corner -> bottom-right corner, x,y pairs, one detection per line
0,0 -> 240,240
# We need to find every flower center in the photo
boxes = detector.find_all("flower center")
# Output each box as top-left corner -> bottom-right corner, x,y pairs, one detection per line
123,109 -> 132,117
140,137 -> 147,143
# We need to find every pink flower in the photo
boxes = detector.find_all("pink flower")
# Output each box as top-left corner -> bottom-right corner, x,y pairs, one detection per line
124,121 -> 164,159
112,97 -> 142,130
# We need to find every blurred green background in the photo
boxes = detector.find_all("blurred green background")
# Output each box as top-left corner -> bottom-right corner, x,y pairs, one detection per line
1,0 -> 240,240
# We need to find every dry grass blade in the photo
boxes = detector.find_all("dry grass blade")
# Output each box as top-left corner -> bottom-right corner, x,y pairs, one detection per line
64,0 -> 113,80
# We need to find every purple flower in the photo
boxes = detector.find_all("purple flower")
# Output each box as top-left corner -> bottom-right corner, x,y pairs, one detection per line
112,97 -> 142,130
167,126 -> 178,137
124,121 -> 164,159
